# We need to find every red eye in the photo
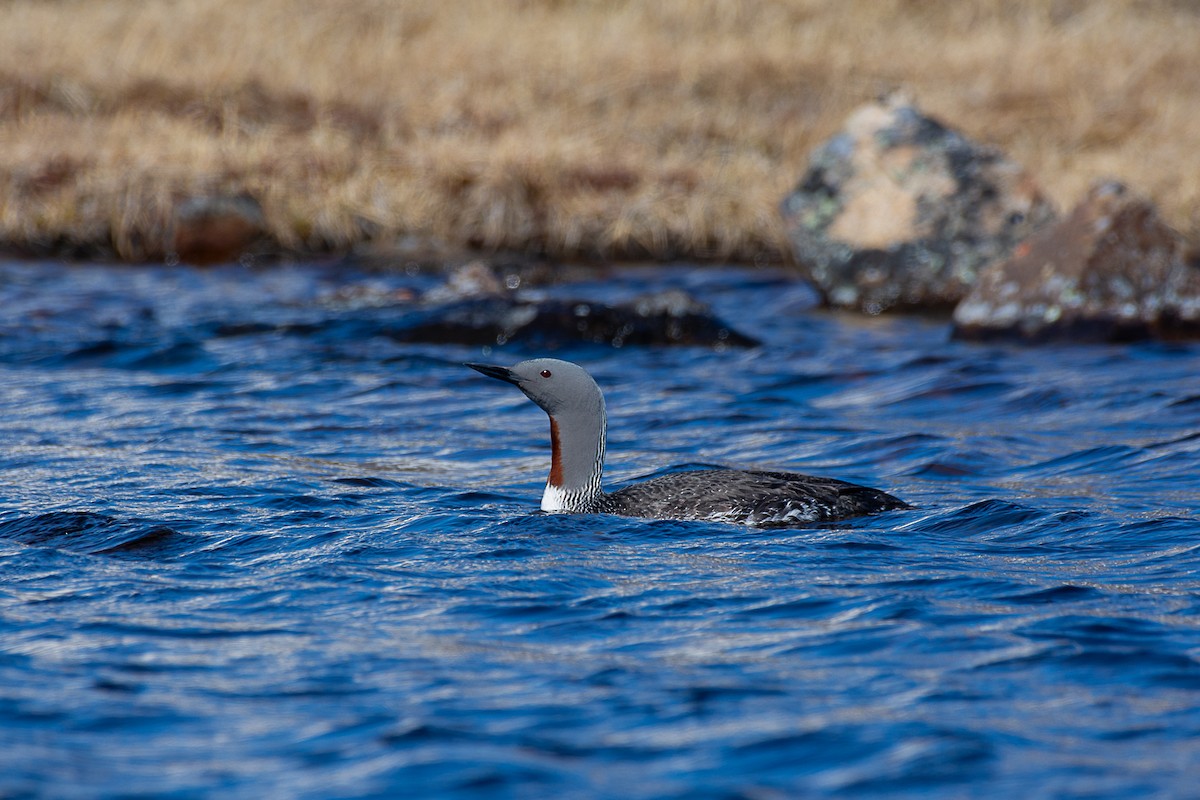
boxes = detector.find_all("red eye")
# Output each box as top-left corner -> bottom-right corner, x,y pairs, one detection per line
540,369 -> 552,378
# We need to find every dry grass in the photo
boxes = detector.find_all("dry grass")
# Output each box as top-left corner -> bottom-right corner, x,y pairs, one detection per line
1,0 -> 1198,263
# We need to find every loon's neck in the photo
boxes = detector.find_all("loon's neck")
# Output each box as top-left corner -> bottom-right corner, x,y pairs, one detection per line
541,404 -> 606,513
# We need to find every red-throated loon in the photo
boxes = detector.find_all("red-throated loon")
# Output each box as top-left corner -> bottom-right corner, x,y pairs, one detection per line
467,358 -> 910,526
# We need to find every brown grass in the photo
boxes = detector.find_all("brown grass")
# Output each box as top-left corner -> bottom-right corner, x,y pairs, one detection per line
1,0 -> 1198,263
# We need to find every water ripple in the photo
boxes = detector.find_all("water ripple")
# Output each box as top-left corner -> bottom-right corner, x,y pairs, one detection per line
0,261 -> 1198,797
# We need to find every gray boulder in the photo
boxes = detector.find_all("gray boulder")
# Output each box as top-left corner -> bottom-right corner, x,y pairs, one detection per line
953,181 -> 1200,342
780,94 -> 1057,313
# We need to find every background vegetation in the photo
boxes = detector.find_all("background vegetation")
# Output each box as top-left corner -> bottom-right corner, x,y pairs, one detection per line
1,0 -> 1197,262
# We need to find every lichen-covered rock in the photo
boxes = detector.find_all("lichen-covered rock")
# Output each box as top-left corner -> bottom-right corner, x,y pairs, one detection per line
780,93 -> 1057,313
952,181 -> 1200,342
168,193 -> 269,266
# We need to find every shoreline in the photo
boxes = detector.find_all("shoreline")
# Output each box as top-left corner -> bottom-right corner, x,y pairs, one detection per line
3,0 -> 1199,266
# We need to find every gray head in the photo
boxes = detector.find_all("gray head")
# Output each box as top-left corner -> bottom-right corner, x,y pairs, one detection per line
467,358 -> 602,415
467,358 -> 607,512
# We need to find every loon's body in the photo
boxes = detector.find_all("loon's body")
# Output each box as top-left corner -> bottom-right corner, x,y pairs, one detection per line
468,358 -> 909,526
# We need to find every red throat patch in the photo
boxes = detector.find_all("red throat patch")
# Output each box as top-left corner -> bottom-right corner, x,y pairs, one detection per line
548,417 -> 563,487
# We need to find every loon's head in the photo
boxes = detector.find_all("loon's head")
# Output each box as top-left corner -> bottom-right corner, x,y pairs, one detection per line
466,358 -> 603,417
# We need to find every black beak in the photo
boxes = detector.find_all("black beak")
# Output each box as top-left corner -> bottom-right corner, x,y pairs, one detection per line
466,362 -> 520,385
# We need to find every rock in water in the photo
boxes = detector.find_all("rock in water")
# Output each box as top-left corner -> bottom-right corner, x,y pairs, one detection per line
394,291 -> 759,349
168,193 -> 269,266
391,261 -> 760,349
779,93 -> 1057,313
952,181 -> 1200,343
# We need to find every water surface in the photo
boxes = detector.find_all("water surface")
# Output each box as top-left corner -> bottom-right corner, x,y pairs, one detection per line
1,261 -> 1198,798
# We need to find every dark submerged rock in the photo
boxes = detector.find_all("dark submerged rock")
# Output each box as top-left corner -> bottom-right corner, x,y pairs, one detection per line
952,181 -> 1200,343
216,261 -> 759,349
392,289 -> 759,349
383,260 -> 758,348
780,93 -> 1057,313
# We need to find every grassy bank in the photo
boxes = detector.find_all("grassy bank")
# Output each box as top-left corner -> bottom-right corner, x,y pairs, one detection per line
1,0 -> 1198,263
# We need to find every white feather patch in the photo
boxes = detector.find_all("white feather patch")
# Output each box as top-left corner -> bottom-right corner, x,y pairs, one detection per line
541,484 -> 569,513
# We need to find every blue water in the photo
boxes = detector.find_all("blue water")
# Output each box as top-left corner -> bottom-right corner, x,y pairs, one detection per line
0,260 -> 1198,799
